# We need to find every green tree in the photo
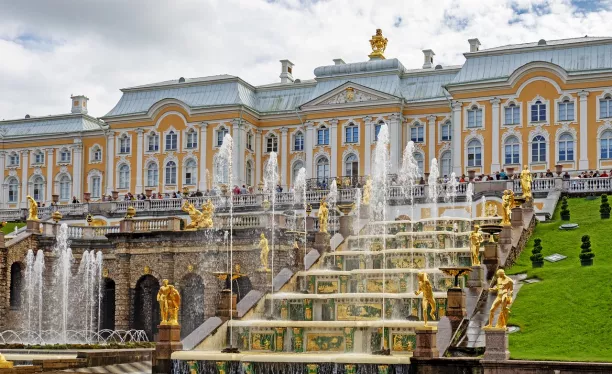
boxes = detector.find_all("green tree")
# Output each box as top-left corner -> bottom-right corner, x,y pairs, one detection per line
579,235 -> 594,263
530,238 -> 544,264
600,194 -> 611,218
560,196 -> 570,220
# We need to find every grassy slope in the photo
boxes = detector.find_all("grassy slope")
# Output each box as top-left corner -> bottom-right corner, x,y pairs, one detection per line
1,222 -> 25,235
507,197 -> 612,361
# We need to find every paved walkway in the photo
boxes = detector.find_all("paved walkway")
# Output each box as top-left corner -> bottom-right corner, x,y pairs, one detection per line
58,361 -> 151,373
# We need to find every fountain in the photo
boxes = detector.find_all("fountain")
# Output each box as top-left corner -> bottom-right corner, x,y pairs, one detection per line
263,151 -> 279,318
466,183 -> 474,218
293,167 -> 308,270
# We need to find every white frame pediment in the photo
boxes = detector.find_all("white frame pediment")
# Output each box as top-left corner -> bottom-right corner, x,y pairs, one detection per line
301,82 -> 399,109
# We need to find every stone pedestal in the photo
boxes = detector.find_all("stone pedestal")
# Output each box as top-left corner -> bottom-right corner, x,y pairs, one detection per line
483,327 -> 510,361
0,232 -> 5,248
511,207 -> 523,228
25,220 -> 40,233
338,215 -> 353,238
467,265 -> 484,288
499,226 -> 512,246
313,231 -> 331,253
483,242 -> 499,278
445,287 -> 466,331
216,289 -> 238,318
414,326 -> 439,358
154,324 -> 182,374
119,219 -> 134,233
306,216 -> 315,232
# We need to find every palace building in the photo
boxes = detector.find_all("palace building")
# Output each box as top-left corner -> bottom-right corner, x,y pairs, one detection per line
3,31 -> 612,208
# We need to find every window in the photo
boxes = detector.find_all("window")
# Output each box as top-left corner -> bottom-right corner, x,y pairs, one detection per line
317,126 -> 329,145
375,123 -> 383,141
165,161 -> 177,185
467,106 -> 483,128
185,159 -> 196,185
294,131 -> 304,151
292,161 -> 304,184
345,124 -> 359,143
531,135 -> 547,163
165,130 -> 178,151
600,95 -> 612,119
467,139 -> 482,167
345,154 -> 358,177
410,123 -> 424,143
33,151 -> 44,165
440,151 -> 451,177
266,134 -> 278,153
558,99 -> 575,121
316,157 -> 330,181
59,175 -> 71,201
247,132 -> 253,151
186,129 -> 197,149
92,147 -> 102,162
504,103 -> 520,125
8,178 -> 18,202
414,153 -> 424,175
8,153 -> 19,167
531,100 -> 546,122
146,163 -> 158,187
441,122 -> 451,141
147,132 -> 159,152
246,161 -> 253,186
119,135 -> 130,154
217,127 -> 229,146
558,133 -> 574,162
601,130 -> 612,159
119,165 -> 130,189
504,136 -> 520,165
91,176 -> 101,198
59,149 -> 71,163
214,157 -> 229,185
32,176 -> 44,201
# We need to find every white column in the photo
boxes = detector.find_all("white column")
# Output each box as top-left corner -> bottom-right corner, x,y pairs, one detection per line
490,98 -> 501,173
280,127 -> 288,187
0,152 -> 5,209
578,90 -> 590,170
72,142 -> 83,200
135,128 -> 144,193
305,122 -> 314,178
388,113 -> 401,173
255,130 -> 262,186
330,119 -> 338,178
21,150 -> 29,206
427,115 -> 436,167
231,120 -> 242,187
452,101 -> 463,175
364,116 -> 372,175
198,123 -> 208,191
46,148 -> 54,204
106,132 -> 115,195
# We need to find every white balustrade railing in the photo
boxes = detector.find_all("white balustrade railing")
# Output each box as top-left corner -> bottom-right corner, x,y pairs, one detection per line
566,177 -> 612,192
67,226 -> 83,239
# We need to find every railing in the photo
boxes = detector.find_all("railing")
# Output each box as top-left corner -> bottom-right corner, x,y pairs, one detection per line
565,177 -> 612,192
131,217 -> 181,232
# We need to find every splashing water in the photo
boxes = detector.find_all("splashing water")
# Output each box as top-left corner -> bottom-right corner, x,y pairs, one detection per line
466,182 -> 474,218
481,196 -> 487,217
264,152 -> 279,316
293,168 -> 308,270
24,249 -> 44,335
445,172 -> 459,214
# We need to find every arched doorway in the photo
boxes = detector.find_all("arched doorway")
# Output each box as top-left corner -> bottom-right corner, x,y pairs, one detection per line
100,279 -> 116,330
180,274 -> 204,339
133,275 -> 160,340
225,275 -> 252,303
10,262 -> 23,309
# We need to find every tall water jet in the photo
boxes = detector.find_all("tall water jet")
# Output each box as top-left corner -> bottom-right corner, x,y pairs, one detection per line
466,182 -> 474,218
399,141 -> 419,292
481,195 -> 487,217
428,158 -> 439,220
353,188 -> 362,236
263,152 -> 279,317
24,250 -> 44,335
327,180 -> 338,234
54,223 -> 73,343
293,168 -> 307,269
445,172 -> 459,215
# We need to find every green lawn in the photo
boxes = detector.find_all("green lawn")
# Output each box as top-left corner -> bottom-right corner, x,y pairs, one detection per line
1,222 -> 25,235
507,197 -> 612,361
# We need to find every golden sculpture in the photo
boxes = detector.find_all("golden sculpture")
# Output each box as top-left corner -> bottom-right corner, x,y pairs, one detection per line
485,202 -> 498,217
520,165 -> 532,200
182,199 -> 214,229
368,28 -> 388,59
485,269 -> 514,329
259,233 -> 270,272
201,199 -> 215,228
0,352 -> 13,369
26,195 -> 38,221
318,199 -> 329,233
501,190 -> 514,226
157,279 -> 181,326
362,177 -> 372,205
125,205 -> 136,219
415,272 -> 436,326
470,225 -> 484,266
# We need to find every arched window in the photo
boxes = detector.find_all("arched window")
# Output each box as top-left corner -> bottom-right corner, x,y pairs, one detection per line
266,134 -> 278,153
558,98 -> 575,121
8,177 -> 19,203
32,176 -> 44,201
10,263 -> 22,309
59,175 -> 71,200
410,122 -> 424,143
375,122 -> 383,141
601,130 -> 612,159
146,163 -> 158,187
186,129 -> 198,149
59,148 -> 71,163
119,134 -> 130,154
246,160 -> 253,186
531,100 -> 546,122
214,157 -> 229,185
317,126 -> 329,145
441,121 -> 451,141
185,159 -> 197,185
558,133 -> 574,162
531,135 -> 547,162
33,150 -> 45,164
316,157 -> 330,182
345,123 -> 359,143
217,127 -> 229,146
440,151 -> 451,177
92,146 -> 102,162
91,175 -> 101,199
119,165 -> 130,189
165,130 -> 178,151
294,131 -> 304,151
292,161 -> 304,183
344,154 -> 358,177
147,131 -> 159,152
165,161 -> 177,185
467,139 -> 482,167
600,94 -> 612,119
504,136 -> 520,165
414,153 -> 424,175
504,103 -> 520,125
467,106 -> 483,128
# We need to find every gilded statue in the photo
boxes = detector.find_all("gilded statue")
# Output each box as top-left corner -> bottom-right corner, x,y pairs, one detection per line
201,199 -> 215,228
259,233 -> 270,272
26,195 -> 38,221
415,272 -> 436,326
501,190 -> 514,226
368,29 -> 388,59
318,199 -> 329,233
157,279 -> 181,326
470,224 -> 484,266
520,165 -> 532,200
182,199 -> 214,229
485,269 -> 514,329
362,177 -> 372,205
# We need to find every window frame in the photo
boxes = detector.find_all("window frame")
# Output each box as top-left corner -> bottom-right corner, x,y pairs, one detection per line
503,136 -> 520,165
119,134 -> 131,154
165,130 -> 178,151
118,164 -> 130,189
59,148 -> 71,164
147,131 -> 160,152
8,152 -> 20,167
266,133 -> 279,153
33,151 -> 45,165
317,126 -> 330,146
440,121 -> 451,141
557,133 -> 574,162
185,129 -> 198,149
556,97 -> 576,122
466,106 -> 483,129
344,123 -> 359,144
504,102 -> 521,126
7,178 -> 19,203
293,131 -> 304,151
146,162 -> 159,187
467,139 -> 482,167
410,122 -> 424,143
599,94 -> 612,120
216,127 -> 229,147
531,135 -> 547,163
184,159 -> 197,185
530,99 -> 548,123
165,161 -> 177,185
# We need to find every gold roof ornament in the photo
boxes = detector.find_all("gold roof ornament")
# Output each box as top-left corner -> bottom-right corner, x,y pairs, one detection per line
51,211 -> 62,223
368,29 -> 388,60
125,206 -> 136,219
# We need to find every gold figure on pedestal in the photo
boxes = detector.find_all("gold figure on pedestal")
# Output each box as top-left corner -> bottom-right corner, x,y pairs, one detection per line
26,195 -> 38,221
201,199 -> 215,228
501,190 -> 514,226
415,272 -> 436,326
0,352 -> 13,368
259,233 -> 271,272
362,177 -> 372,205
520,165 -> 532,200
157,279 -> 181,326
485,269 -> 514,329
470,225 -> 484,266
182,199 -> 214,229
368,29 -> 388,59
318,199 -> 329,233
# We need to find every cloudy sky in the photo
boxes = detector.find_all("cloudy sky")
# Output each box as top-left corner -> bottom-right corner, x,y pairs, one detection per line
0,0 -> 610,119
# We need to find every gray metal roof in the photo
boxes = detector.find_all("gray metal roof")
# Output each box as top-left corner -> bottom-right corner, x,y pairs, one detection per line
313,58 -> 405,78
478,36 -> 612,53
400,71 -> 457,102
0,114 -> 104,137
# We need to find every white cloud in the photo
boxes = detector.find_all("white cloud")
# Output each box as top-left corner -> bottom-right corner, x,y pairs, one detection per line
0,0 -> 610,119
